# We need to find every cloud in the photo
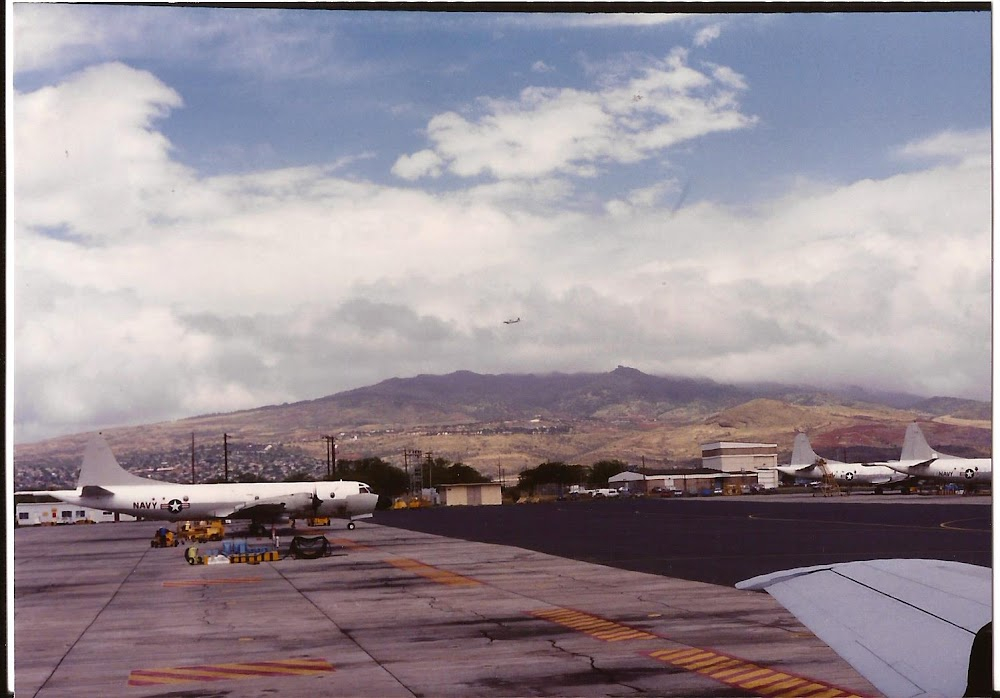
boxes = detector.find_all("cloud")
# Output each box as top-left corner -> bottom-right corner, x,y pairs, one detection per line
394,48 -> 756,181
10,62 -> 991,443
894,129 -> 991,168
12,5 -> 359,82
694,24 -> 722,47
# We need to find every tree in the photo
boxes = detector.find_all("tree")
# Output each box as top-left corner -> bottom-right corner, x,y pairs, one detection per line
332,457 -> 408,509
517,461 -> 587,495
588,460 -> 628,487
283,470 -> 316,482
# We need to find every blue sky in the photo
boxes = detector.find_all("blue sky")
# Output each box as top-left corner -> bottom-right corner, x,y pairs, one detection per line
9,7 -> 992,442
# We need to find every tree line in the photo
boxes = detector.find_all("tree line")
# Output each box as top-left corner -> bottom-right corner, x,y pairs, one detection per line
227,456 -> 630,509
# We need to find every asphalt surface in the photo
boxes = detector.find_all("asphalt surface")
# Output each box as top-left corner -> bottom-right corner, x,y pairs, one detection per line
14,516 -> 883,698
374,494 -> 992,586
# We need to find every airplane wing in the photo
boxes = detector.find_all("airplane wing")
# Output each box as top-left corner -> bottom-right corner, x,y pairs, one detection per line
736,559 -> 992,698
214,492 -> 316,521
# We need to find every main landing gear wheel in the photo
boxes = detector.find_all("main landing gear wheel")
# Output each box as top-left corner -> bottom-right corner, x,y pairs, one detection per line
347,521 -> 356,530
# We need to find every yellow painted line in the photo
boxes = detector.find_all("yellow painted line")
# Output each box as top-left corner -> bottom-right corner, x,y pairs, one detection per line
385,557 -> 480,586
529,608 -> 657,642
162,577 -> 262,588
128,658 -> 333,686
648,647 -> 869,697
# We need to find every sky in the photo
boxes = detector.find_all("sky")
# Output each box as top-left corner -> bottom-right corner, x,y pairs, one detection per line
7,5 -> 993,444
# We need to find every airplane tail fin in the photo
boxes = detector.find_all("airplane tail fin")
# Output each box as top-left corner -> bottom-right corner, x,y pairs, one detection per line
78,433 -> 163,488
900,423 -> 941,461
790,433 -> 822,467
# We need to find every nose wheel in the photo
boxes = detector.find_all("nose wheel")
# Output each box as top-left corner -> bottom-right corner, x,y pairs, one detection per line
347,521 -> 356,530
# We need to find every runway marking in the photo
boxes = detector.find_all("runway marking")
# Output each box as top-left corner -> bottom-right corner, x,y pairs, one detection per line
386,557 -> 480,586
529,608 -> 657,642
328,537 -> 371,550
127,657 -> 334,686
162,577 -> 262,587
648,647 -> 868,697
747,513 -> 988,533
940,517 -> 992,532
530,609 -> 868,695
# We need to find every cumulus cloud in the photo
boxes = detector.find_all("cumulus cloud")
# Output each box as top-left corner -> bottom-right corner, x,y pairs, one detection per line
393,48 -> 756,181
10,59 -> 991,443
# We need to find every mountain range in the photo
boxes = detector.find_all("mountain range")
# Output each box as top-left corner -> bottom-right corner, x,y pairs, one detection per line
13,366 -> 991,490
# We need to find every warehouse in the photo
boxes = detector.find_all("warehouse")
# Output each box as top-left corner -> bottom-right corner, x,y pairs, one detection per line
440,482 -> 503,506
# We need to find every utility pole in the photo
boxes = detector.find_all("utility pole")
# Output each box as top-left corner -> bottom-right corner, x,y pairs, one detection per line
425,452 -> 434,489
323,436 -> 337,479
223,433 -> 230,483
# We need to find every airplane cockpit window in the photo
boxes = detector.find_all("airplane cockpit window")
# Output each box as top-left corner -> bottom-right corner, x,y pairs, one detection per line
359,484 -> 373,494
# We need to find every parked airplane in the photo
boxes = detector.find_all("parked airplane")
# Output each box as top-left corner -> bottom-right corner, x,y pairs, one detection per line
44,433 -> 379,533
881,423 -> 992,486
775,433 -> 910,493
738,559 -> 992,698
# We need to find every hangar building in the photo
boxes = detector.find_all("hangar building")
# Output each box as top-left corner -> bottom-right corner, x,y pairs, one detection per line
700,441 -> 778,472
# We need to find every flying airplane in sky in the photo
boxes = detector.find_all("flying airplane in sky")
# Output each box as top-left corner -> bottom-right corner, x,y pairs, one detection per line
738,559 -> 992,698
503,317 -> 520,324
43,433 -> 379,533
878,423 -> 992,486
775,433 -> 910,493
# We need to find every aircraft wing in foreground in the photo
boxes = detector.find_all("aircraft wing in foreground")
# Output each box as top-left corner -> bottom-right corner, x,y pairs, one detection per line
737,559 -> 993,698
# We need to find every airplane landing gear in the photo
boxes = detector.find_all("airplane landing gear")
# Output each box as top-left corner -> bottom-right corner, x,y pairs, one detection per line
347,521 -> 356,530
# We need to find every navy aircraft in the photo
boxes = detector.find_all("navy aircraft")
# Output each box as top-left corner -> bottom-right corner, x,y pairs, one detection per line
880,422 -> 992,486
775,433 -> 910,493
44,434 -> 378,533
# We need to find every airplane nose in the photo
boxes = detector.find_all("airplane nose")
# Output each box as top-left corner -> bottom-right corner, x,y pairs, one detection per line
346,492 -> 379,515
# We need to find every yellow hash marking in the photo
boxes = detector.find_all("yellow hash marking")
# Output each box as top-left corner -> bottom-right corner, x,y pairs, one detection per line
775,682 -> 826,697
530,608 -> 654,643
652,648 -> 701,660
687,655 -> 733,671
801,690 -> 844,698
743,672 -> 791,689
758,677 -> 808,694
674,651 -> 717,665
703,659 -> 743,675
710,664 -> 760,680
735,668 -> 776,684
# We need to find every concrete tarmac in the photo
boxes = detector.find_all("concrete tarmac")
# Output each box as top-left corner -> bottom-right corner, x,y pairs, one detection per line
12,495 -> 990,698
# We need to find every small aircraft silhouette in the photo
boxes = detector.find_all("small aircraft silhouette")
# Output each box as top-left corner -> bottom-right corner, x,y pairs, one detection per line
503,317 -> 521,324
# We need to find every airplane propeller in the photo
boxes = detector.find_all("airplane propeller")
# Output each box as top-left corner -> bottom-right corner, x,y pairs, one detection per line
310,487 -> 323,514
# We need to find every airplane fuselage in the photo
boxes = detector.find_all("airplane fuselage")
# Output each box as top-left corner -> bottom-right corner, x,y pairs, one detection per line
55,481 -> 378,523
777,463 -> 908,487
886,458 -> 992,485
